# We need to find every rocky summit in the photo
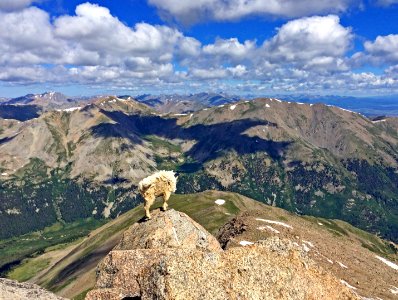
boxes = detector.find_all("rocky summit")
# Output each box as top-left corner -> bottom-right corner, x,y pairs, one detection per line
0,278 -> 65,300
86,209 -> 358,300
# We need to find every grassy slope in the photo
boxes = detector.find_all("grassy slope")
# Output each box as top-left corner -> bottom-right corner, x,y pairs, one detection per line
5,191 -> 398,299
0,218 -> 106,275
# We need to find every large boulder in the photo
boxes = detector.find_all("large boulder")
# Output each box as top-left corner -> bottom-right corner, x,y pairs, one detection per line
86,209 -> 359,300
0,278 -> 66,300
114,209 -> 221,252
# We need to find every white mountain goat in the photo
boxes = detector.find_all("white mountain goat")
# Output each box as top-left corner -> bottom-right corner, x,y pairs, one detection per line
138,170 -> 177,219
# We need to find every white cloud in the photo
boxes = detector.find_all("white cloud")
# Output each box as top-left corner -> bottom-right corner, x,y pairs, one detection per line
376,0 -> 398,6
0,7 -> 59,65
148,0 -> 358,24
227,65 -> 248,77
364,34 -> 398,64
177,37 -> 202,58
261,15 -> 352,71
0,0 -> 36,12
203,38 -> 256,64
0,3 -> 397,95
54,3 -> 184,65
190,68 -> 228,79
0,3 -> 197,83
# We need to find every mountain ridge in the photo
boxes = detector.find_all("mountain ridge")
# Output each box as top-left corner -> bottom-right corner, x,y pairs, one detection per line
0,96 -> 397,243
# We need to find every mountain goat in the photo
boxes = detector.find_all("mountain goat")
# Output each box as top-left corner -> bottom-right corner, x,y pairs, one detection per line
138,170 -> 177,219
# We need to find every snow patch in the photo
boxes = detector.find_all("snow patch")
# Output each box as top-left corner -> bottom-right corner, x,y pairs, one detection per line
340,280 -> 357,290
372,119 -> 386,123
265,103 -> 270,108
189,113 -> 193,119
173,113 -> 188,116
296,102 -> 304,105
215,199 -> 225,205
244,100 -> 249,103
339,107 -> 355,113
230,104 -> 237,110
57,107 -> 81,112
258,226 -> 280,234
275,99 -> 282,103
256,218 -> 293,229
203,108 -> 208,111
375,255 -> 398,270
327,258 -> 333,264
1,173 -> 8,176
337,261 -> 348,269
239,241 -> 254,246
318,222 -> 323,226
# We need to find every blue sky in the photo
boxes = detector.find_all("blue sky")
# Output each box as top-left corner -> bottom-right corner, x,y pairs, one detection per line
0,0 -> 397,97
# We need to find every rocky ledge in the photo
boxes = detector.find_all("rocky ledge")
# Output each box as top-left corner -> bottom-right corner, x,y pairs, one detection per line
86,209 -> 359,300
0,278 -> 66,300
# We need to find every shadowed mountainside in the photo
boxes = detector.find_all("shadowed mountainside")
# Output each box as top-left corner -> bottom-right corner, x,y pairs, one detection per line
93,110 -> 289,162
0,105 -> 41,121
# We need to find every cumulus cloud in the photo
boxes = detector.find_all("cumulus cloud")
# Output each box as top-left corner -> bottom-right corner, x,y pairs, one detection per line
0,7 -> 59,65
0,0 -> 37,12
0,3 -> 195,83
54,4 -> 181,57
261,15 -> 352,71
376,0 -> 398,6
0,3 -> 397,95
364,34 -> 398,64
203,38 -> 255,63
148,0 -> 358,24
53,3 -> 186,66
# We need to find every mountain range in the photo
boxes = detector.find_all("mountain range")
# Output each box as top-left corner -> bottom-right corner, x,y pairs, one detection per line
0,95 -> 397,244
133,92 -> 241,113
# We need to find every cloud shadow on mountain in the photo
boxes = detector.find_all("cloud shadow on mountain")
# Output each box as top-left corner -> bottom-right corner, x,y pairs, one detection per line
91,110 -> 291,166
0,105 -> 40,121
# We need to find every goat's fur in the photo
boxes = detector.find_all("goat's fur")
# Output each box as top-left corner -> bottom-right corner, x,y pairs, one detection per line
138,170 -> 177,219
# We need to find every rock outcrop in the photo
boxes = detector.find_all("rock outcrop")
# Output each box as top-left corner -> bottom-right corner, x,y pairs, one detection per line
86,209 -> 359,300
0,278 -> 65,300
114,208 -> 221,252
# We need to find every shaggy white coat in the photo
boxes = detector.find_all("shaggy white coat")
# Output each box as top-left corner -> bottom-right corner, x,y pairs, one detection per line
138,170 -> 177,219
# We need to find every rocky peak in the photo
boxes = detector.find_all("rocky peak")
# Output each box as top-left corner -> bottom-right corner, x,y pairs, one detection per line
86,208 -> 359,300
0,278 -> 65,300
114,209 -> 221,252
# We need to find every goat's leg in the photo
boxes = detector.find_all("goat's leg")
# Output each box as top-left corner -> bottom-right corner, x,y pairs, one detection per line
144,196 -> 155,219
162,190 -> 171,211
